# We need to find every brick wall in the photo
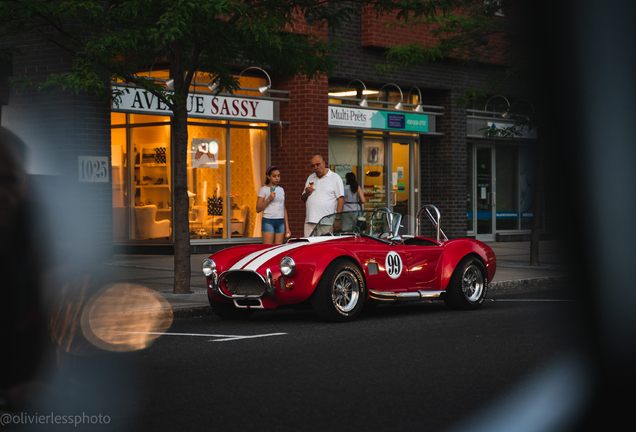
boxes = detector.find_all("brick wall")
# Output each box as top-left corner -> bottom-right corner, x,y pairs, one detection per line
272,75 -> 330,237
420,90 -> 468,239
360,8 -> 507,65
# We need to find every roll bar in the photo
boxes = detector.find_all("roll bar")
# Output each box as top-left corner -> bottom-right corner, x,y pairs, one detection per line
416,205 -> 448,242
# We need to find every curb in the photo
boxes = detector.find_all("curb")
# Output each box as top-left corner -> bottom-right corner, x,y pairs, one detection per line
489,275 -> 570,293
167,276 -> 571,319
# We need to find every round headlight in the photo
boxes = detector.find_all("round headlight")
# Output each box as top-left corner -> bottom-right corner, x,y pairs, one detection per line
280,256 -> 296,277
202,258 -> 216,277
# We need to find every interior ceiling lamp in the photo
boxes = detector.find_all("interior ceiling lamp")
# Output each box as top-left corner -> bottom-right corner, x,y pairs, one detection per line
503,98 -> 535,120
484,95 -> 511,118
238,66 -> 272,96
407,87 -> 424,113
345,79 -> 370,107
377,83 -> 404,110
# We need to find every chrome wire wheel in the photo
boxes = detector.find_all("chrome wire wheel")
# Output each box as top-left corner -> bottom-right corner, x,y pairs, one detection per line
461,263 -> 484,302
332,270 -> 360,313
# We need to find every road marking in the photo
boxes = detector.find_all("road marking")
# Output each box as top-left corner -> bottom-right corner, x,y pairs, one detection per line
489,299 -> 575,302
106,331 -> 287,342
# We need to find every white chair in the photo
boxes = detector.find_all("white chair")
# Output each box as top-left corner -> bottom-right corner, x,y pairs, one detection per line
134,205 -> 171,239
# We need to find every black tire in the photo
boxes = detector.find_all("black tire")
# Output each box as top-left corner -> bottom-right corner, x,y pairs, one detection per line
208,293 -> 254,319
443,256 -> 488,310
311,259 -> 365,322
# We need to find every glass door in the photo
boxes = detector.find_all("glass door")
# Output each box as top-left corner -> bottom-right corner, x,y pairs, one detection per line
475,146 -> 496,241
390,138 -> 416,234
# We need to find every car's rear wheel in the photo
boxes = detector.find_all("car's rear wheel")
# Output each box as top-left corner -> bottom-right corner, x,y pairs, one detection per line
444,256 -> 488,310
208,293 -> 254,319
312,259 -> 365,322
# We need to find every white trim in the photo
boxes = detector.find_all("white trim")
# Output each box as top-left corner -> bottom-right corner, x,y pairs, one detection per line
231,236 -> 353,271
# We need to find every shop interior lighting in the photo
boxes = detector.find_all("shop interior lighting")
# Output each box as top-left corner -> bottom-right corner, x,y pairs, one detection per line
344,79 -> 371,107
328,89 -> 379,98
238,66 -> 272,96
377,83 -> 404,110
484,95 -> 510,118
407,87 -> 424,112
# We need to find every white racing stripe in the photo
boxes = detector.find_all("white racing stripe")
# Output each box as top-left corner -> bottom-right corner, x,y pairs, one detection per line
106,331 -> 287,342
231,244 -> 287,270
233,236 -> 352,271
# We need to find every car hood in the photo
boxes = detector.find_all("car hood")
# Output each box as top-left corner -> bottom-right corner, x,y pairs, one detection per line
226,236 -> 354,272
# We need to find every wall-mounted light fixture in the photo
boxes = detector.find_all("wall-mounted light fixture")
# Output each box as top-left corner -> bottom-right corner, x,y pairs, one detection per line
345,79 -> 370,107
377,83 -> 404,110
238,66 -> 272,96
502,98 -> 535,120
407,87 -> 424,112
484,95 -> 510,118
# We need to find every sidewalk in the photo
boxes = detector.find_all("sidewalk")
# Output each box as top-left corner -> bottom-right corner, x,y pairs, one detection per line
100,240 -> 570,318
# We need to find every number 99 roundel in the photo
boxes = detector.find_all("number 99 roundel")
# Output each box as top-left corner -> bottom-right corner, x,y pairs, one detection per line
385,251 -> 403,279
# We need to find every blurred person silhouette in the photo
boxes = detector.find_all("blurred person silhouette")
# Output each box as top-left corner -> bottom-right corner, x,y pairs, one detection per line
0,127 -> 52,410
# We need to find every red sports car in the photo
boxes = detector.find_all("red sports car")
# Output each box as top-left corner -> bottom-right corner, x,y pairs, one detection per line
202,205 -> 496,322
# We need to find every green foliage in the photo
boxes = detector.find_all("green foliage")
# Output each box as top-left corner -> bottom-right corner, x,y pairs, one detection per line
0,1 -> 371,107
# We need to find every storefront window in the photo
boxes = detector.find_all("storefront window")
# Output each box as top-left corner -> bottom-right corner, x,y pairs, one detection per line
187,125 -> 227,239
130,113 -> 170,124
519,147 -> 537,230
111,127 -> 128,239
111,112 -> 126,125
111,68 -> 272,244
496,145 -> 519,230
363,138 -> 386,209
230,127 -> 267,239
186,125 -> 267,240
329,135 -> 358,184
132,125 -> 172,240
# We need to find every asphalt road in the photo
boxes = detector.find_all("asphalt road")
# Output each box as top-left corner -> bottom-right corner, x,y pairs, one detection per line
24,286 -> 583,432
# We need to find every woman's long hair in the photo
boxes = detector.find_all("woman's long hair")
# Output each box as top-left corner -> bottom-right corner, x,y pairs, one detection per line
265,166 -> 279,185
345,172 -> 358,194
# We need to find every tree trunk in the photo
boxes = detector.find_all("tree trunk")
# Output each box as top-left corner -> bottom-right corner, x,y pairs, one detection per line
172,103 -> 191,293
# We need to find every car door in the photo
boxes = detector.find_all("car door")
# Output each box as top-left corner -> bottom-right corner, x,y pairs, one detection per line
355,244 -> 414,293
401,244 -> 444,291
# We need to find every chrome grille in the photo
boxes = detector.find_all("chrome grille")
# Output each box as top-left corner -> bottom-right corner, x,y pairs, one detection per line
221,270 -> 267,297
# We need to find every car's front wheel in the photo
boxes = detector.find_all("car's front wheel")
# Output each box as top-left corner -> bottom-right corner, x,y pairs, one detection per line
208,293 -> 253,319
444,256 -> 488,310
312,259 -> 365,322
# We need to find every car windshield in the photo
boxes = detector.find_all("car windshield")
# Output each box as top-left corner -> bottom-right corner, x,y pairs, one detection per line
309,210 -> 403,239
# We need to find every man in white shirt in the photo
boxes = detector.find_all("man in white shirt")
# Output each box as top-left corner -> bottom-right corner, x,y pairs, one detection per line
302,155 -> 344,236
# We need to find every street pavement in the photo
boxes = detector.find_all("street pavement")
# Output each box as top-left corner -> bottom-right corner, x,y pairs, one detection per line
100,240 -> 570,318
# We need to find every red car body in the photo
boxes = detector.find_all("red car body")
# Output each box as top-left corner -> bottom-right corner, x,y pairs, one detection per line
202,207 -> 496,322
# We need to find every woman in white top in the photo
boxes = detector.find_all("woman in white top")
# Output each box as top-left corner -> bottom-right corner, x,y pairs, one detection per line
343,172 -> 366,212
256,166 -> 291,244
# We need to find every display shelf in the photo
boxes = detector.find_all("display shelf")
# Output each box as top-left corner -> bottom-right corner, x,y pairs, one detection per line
134,144 -> 171,210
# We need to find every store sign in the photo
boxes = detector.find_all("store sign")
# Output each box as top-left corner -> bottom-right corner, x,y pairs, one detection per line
328,106 -> 428,133
78,156 -> 109,182
113,86 -> 275,122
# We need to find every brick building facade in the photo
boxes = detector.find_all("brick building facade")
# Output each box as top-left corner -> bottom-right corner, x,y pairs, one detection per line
1,6 -> 548,255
